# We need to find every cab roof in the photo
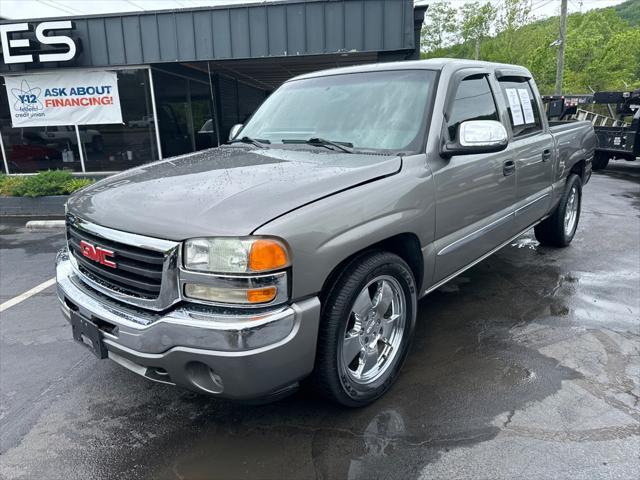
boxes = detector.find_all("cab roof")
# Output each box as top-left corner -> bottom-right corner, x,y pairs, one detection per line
290,58 -> 533,82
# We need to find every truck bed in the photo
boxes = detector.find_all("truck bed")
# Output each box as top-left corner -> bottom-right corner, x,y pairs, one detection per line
548,119 -> 591,133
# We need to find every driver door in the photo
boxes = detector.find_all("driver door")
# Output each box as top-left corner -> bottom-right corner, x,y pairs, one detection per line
428,72 -> 517,282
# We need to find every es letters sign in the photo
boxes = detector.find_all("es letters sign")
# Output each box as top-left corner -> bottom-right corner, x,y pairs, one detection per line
4,70 -> 123,127
0,21 -> 77,64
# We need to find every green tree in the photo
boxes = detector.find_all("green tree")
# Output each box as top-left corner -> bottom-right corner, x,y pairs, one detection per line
422,1 -> 640,94
420,1 -> 458,52
561,8 -> 634,92
460,1 -> 497,60
615,0 -> 640,27
494,0 -> 534,64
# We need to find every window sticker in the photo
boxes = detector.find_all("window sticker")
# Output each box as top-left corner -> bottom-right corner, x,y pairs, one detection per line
505,88 -> 524,126
517,88 -> 536,124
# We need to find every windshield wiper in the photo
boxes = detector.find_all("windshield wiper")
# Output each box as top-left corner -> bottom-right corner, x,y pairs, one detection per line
229,136 -> 270,149
282,137 -> 354,153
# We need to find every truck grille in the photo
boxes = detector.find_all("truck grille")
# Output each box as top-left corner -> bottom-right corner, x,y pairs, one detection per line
67,221 -> 164,299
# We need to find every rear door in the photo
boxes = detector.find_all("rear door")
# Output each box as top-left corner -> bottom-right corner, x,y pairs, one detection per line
429,71 -> 517,282
495,75 -> 553,230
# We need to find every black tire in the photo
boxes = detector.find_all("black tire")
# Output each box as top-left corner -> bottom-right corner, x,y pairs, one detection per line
592,152 -> 609,171
534,174 -> 582,247
313,251 -> 417,407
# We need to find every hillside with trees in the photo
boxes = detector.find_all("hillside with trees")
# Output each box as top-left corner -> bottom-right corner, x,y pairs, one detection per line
421,0 -> 640,94
615,0 -> 640,26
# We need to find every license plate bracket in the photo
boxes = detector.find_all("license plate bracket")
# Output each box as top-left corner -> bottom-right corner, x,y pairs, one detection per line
70,311 -> 108,359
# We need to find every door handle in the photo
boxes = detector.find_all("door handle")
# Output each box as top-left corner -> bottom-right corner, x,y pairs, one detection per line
542,149 -> 552,162
503,160 -> 516,176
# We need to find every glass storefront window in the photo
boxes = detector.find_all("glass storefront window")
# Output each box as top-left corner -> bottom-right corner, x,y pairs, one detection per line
0,68 -> 159,174
153,69 -> 217,158
79,69 -> 158,172
190,80 -> 217,151
154,71 -> 191,158
1,65 -> 226,174
0,89 -> 82,173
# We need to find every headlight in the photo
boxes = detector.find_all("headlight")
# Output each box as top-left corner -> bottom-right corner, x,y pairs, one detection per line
181,237 -> 290,306
183,237 -> 289,273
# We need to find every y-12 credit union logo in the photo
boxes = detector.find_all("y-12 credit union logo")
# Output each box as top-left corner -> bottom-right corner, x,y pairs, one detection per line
11,80 -> 44,113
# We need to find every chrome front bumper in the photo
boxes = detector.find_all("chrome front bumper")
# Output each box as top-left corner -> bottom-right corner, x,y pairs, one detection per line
56,249 -> 321,400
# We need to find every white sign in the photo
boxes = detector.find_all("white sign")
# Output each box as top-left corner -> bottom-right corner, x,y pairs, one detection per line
4,70 -> 122,127
0,21 -> 76,64
517,88 -> 536,124
505,88 -> 525,126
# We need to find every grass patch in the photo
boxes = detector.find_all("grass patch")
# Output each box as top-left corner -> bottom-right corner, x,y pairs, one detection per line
0,175 -> 25,196
0,171 -> 95,197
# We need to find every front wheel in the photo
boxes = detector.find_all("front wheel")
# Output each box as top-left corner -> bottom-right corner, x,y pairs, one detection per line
534,174 -> 582,247
313,251 -> 417,407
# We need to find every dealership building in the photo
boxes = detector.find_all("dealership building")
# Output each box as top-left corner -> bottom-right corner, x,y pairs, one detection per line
0,0 -> 426,175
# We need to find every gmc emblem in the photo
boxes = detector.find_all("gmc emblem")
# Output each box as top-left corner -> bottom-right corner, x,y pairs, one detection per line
79,240 -> 116,268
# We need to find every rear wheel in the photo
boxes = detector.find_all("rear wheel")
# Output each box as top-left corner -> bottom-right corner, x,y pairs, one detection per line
534,174 -> 582,247
313,251 -> 417,407
592,152 -> 609,170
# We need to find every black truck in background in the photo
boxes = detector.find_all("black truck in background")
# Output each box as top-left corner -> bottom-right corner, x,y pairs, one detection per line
544,89 -> 640,171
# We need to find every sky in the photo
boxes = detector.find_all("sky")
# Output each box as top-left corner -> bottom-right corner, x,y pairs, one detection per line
0,0 -> 630,21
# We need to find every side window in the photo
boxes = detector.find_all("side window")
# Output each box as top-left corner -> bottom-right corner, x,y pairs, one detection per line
448,75 -> 499,140
498,78 -> 542,137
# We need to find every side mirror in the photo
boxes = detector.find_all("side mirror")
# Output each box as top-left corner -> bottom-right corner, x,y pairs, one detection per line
441,120 -> 508,158
228,124 -> 243,142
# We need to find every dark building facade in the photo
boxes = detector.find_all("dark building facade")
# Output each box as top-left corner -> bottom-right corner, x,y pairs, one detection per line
0,0 -> 426,174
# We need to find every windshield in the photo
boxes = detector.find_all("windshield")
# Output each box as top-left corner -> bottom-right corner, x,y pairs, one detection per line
238,69 -> 437,153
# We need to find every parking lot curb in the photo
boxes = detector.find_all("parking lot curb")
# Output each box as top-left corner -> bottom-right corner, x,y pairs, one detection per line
0,195 -> 68,216
26,220 -> 66,230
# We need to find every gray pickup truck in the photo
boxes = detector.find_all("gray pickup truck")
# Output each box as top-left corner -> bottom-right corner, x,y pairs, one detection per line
56,59 -> 596,406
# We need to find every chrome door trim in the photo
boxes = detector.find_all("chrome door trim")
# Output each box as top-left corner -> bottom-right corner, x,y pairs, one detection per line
514,192 -> 551,216
437,211 -> 514,256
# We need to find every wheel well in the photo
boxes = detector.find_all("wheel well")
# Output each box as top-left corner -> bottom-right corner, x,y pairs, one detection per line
319,233 -> 424,304
570,160 -> 586,182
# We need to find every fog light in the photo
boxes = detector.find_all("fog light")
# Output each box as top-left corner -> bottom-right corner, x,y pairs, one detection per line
186,362 -> 224,394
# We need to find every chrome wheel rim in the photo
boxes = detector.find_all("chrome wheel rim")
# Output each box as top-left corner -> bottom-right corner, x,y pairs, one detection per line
564,186 -> 579,236
340,275 -> 406,385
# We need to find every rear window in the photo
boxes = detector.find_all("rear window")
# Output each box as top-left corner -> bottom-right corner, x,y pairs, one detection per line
498,78 -> 542,137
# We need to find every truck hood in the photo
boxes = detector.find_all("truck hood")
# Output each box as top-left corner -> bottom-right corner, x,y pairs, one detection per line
67,146 -> 401,240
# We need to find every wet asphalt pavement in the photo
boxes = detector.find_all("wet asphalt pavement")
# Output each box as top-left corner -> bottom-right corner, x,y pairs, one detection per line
1,163 -> 639,480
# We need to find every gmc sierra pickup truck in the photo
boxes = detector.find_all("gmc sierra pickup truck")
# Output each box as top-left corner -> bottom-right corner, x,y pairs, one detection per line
56,59 -> 596,406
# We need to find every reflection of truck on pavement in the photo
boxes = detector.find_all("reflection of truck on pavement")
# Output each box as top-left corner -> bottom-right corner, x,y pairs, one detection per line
544,89 -> 640,170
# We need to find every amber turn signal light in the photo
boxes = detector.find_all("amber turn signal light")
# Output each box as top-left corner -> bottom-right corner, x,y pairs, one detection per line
246,286 -> 278,303
248,239 -> 288,272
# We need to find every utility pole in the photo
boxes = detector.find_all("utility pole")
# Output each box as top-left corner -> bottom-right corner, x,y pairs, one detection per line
554,0 -> 568,95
